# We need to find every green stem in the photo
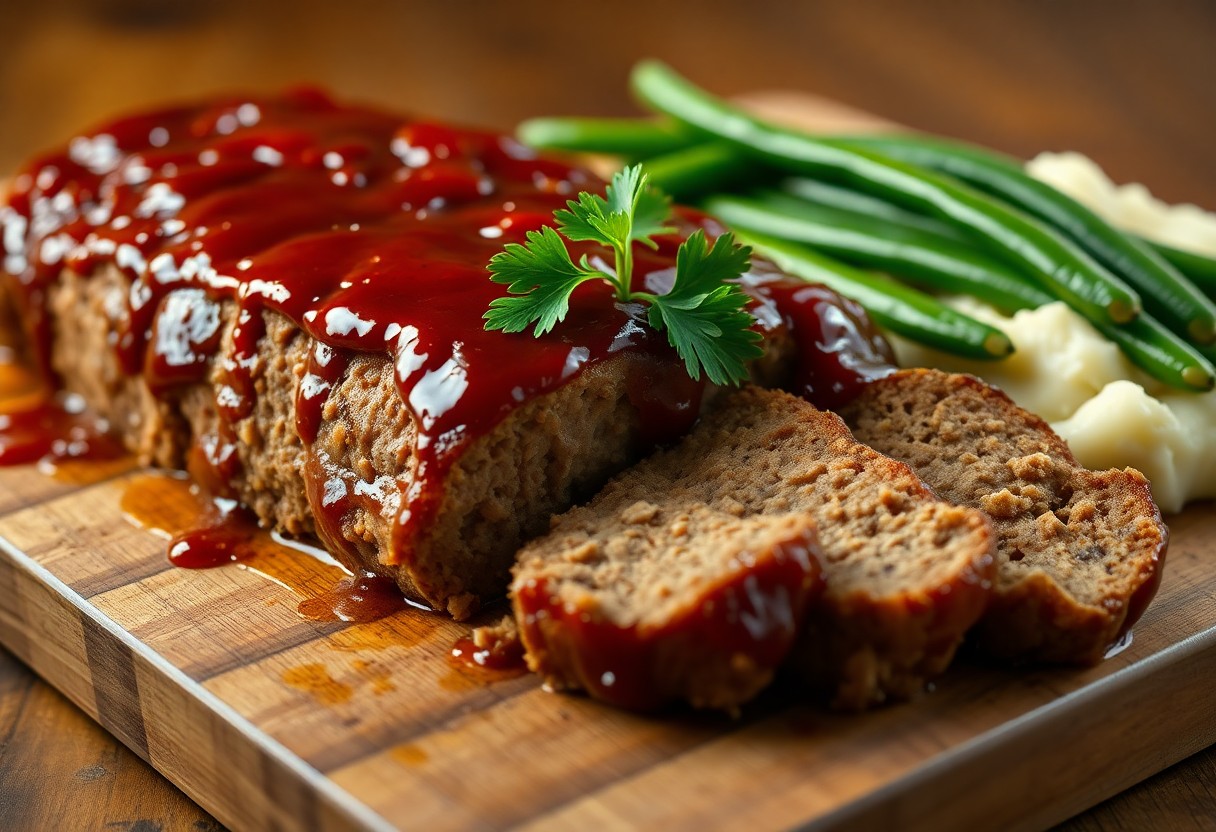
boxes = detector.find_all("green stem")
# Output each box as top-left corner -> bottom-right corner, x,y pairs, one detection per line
614,240 -> 634,301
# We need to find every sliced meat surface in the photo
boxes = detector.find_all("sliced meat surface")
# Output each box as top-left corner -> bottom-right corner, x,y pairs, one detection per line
841,368 -> 1167,664
514,387 -> 996,710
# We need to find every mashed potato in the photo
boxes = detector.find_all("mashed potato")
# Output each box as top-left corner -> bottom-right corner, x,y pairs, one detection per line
890,154 -> 1216,513
1027,152 -> 1216,257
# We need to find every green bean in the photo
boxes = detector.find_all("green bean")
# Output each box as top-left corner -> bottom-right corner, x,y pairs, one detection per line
630,60 -> 1142,326
1145,239 -> 1216,301
705,191 -> 1052,314
515,117 -> 692,157
780,178 -> 969,240
783,176 -> 1216,317
735,229 -> 1014,360
1092,315 -> 1216,392
641,143 -> 756,200
723,194 -> 1214,389
831,134 -> 1216,344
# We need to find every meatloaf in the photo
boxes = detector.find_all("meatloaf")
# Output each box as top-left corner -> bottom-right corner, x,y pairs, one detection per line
47,264 -> 699,618
1,90 -> 889,619
514,387 -> 997,710
841,369 -> 1167,663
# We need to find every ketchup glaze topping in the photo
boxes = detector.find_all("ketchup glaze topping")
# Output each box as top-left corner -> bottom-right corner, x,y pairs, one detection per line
0,89 -> 893,563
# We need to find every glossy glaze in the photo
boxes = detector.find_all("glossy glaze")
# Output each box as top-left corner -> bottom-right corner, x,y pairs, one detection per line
450,633 -> 527,673
297,574 -> 409,623
0,90 -> 893,574
166,499 -> 261,569
0,391 -> 124,466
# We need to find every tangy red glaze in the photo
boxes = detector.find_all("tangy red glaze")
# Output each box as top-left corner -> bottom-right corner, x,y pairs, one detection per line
450,634 -> 527,672
297,574 -> 408,623
515,534 -> 823,711
166,498 -> 262,568
759,278 -> 896,411
0,391 -> 124,466
0,89 -> 893,571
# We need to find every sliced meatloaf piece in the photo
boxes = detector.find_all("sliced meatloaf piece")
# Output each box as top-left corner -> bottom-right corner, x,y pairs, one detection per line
841,368 -> 1167,664
514,507 -> 822,712
46,264 -> 715,619
513,387 -> 996,711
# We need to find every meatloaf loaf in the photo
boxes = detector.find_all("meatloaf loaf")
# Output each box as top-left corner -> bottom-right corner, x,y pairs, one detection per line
1,90 -> 889,619
514,387 -> 997,710
842,369 -> 1167,663
47,264 -> 701,618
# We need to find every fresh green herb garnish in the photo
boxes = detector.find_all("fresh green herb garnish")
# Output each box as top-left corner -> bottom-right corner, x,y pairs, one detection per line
484,165 -> 762,385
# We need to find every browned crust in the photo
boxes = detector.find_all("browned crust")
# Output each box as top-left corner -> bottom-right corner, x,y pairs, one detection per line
516,523 -> 824,712
841,368 -> 1168,665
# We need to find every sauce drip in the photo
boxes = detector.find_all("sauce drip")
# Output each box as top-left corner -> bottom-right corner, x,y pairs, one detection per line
167,498 -> 261,568
297,574 -> 409,623
450,634 -> 527,673
120,472 -> 401,622
0,355 -> 126,472
0,391 -> 124,467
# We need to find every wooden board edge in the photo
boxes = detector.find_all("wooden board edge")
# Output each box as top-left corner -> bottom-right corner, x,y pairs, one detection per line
0,533 -> 393,832
807,625 -> 1216,831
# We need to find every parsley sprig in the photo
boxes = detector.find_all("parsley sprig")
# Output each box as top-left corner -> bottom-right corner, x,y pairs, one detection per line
484,165 -> 762,385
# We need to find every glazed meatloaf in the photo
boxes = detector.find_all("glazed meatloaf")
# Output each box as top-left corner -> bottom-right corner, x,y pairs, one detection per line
1,90 -> 890,618
49,267 -> 700,619
514,387 -> 997,710
842,369 -> 1167,664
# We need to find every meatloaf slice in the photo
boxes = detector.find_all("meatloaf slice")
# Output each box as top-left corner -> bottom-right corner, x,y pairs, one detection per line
840,368 -> 1167,664
513,387 -> 996,710
46,263 -> 702,619
514,508 -> 822,712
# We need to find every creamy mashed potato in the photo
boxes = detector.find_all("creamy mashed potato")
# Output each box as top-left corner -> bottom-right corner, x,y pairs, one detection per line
1027,152 -> 1216,257
890,155 -> 1216,513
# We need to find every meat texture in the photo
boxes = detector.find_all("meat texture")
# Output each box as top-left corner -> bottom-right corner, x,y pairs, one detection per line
841,368 -> 1167,664
47,264 -> 703,618
513,387 -> 996,711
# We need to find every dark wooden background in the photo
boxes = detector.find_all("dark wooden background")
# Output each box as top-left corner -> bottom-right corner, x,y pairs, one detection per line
1,0 -> 1213,829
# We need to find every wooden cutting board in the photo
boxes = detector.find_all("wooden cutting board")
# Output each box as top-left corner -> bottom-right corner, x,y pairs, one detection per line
1,95 -> 1215,832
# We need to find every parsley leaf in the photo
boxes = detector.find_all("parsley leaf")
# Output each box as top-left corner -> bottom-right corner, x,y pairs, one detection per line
485,166 -> 760,386
484,226 -> 600,335
604,163 -> 673,248
553,190 -> 618,248
554,164 -> 672,258
646,230 -> 764,384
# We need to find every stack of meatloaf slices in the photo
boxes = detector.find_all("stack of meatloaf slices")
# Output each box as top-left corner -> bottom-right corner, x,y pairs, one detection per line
512,375 -> 1165,712
31,266 -> 1166,713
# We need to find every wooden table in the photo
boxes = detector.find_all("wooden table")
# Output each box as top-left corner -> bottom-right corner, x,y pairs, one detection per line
0,1 -> 1213,828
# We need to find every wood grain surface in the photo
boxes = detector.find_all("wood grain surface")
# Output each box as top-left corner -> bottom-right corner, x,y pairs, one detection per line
0,468 -> 1214,832
0,1 -> 1214,830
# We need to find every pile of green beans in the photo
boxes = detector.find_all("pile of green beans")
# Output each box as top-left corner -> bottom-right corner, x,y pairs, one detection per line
827,133 -> 1216,344
516,61 -> 1216,392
